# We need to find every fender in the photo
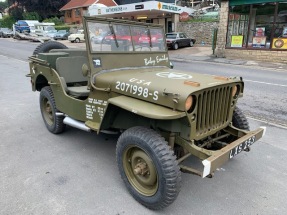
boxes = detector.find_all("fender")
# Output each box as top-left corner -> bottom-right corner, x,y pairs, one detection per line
108,95 -> 186,120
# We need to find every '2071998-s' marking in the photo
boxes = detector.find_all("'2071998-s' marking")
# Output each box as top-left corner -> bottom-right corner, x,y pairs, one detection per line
115,81 -> 159,100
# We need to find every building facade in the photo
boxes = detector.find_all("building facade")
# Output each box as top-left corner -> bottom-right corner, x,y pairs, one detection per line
216,0 -> 287,63
88,1 -> 193,32
60,0 -> 117,24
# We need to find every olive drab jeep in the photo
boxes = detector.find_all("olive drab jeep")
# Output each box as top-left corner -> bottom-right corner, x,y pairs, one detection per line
27,17 -> 266,210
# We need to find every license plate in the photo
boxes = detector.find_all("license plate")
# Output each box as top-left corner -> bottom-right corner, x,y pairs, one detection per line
229,135 -> 256,159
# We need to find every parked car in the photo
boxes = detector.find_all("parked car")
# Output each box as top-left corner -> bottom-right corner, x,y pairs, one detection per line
34,23 -> 56,37
46,30 -> 58,38
54,30 -> 70,40
0,28 -> 13,38
68,30 -> 85,43
91,32 -> 108,44
27,17 -> 266,210
166,32 -> 196,50
138,32 -> 163,47
15,20 -> 31,33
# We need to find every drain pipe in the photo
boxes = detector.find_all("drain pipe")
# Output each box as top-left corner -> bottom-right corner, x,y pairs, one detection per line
63,116 -> 91,132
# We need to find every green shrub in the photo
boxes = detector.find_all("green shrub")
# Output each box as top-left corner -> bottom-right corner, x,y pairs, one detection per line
55,25 -> 72,31
23,12 -> 40,21
43,17 -> 64,26
0,15 -> 15,28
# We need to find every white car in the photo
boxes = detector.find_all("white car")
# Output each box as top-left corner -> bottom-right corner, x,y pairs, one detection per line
68,30 -> 85,43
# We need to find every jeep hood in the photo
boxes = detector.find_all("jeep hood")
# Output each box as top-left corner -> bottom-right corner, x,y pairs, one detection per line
93,67 -> 242,111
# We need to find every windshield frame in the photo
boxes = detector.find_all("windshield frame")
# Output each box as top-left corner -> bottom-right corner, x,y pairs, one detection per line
85,19 -> 167,54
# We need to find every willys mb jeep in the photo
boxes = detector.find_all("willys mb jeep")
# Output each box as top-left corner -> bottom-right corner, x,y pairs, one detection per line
27,17 -> 266,210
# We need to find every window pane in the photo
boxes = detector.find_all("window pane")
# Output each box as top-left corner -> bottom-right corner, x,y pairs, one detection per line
133,26 -> 151,51
272,2 -> 287,49
249,3 -> 276,49
227,5 -> 250,48
150,28 -> 165,51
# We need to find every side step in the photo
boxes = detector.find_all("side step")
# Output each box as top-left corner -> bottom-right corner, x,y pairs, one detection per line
63,117 -> 91,132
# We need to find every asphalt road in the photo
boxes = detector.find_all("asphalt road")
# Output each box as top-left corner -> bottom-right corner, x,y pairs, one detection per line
0,38 -> 287,215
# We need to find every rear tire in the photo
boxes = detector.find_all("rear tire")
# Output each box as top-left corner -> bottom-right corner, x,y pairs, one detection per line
39,86 -> 65,134
33,41 -> 68,55
116,126 -> 181,210
75,38 -> 80,43
189,40 -> 194,47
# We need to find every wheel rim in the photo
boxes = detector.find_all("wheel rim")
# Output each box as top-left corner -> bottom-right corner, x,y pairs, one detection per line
190,41 -> 193,46
41,98 -> 54,126
123,146 -> 158,196
174,43 -> 178,49
75,38 -> 80,43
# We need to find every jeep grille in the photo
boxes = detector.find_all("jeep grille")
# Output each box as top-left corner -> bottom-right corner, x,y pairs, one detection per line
196,86 -> 233,135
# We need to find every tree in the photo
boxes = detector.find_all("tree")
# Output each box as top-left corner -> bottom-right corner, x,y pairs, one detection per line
0,1 -> 9,13
8,0 -> 69,20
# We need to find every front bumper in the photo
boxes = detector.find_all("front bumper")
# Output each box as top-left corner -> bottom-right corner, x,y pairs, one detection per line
202,126 -> 266,178
166,43 -> 173,48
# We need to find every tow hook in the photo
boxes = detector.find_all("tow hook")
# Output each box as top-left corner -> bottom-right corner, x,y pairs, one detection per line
244,146 -> 251,152
206,173 -> 214,178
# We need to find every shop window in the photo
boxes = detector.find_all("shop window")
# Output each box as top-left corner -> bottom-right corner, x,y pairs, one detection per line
250,3 -> 276,49
227,2 -> 287,50
272,2 -> 287,49
227,5 -> 250,48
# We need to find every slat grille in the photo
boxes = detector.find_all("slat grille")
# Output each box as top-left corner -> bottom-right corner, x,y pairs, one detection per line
196,86 -> 232,135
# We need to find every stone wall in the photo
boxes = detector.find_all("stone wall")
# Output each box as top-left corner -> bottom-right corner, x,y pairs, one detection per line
215,1 -> 229,57
225,49 -> 287,64
177,21 -> 218,46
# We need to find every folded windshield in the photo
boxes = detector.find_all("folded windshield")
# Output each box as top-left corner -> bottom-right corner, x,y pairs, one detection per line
87,21 -> 165,52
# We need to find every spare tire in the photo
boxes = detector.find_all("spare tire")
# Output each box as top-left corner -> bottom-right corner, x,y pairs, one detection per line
33,41 -> 68,55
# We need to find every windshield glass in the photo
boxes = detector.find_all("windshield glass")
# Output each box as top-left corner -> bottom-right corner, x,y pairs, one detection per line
166,34 -> 177,39
45,26 -> 56,31
87,21 -> 165,52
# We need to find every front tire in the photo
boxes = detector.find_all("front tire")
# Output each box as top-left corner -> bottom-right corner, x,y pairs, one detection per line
39,86 -> 65,134
75,38 -> 80,43
232,106 -> 250,130
116,127 -> 181,210
173,43 -> 179,50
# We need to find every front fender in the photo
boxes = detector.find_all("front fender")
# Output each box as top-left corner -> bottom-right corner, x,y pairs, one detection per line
108,96 -> 185,120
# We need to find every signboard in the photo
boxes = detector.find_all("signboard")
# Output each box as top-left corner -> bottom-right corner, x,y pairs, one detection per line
135,4 -> 144,10
231,35 -> 243,47
106,6 -> 128,13
179,12 -> 190,22
252,36 -> 266,48
89,1 -> 193,16
272,38 -> 287,49
255,27 -> 265,37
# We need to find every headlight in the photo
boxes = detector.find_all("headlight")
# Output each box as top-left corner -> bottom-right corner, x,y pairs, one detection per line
232,85 -> 240,98
185,95 -> 196,113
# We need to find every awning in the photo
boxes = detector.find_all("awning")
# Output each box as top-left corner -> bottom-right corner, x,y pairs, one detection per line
88,1 -> 194,18
230,0 -> 280,6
